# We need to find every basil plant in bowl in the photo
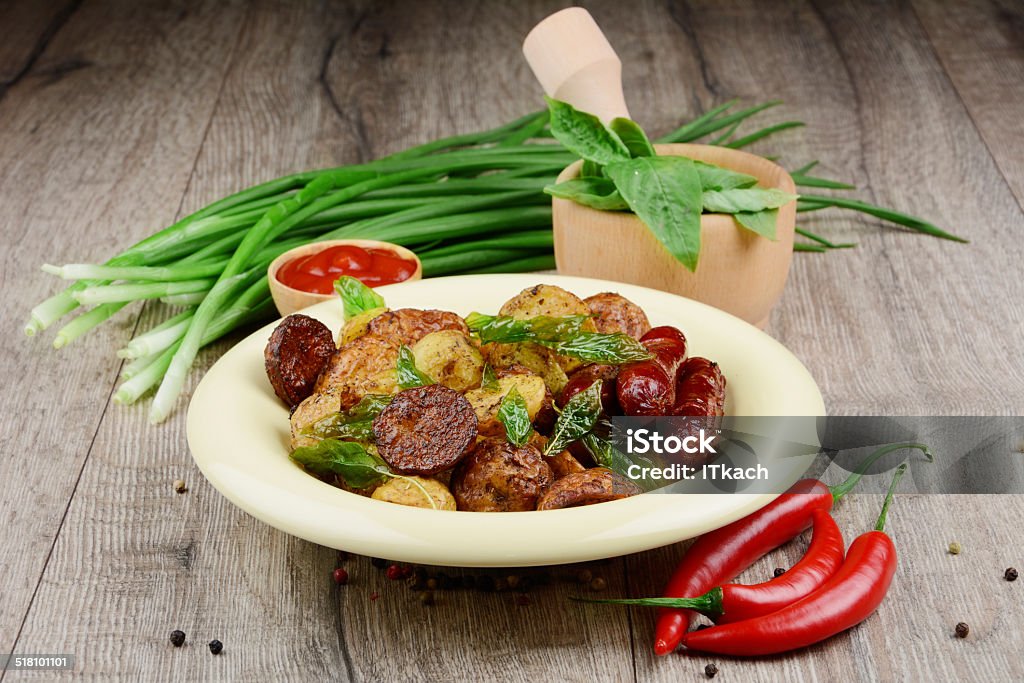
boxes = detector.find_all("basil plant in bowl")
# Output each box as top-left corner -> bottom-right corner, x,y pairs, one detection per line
543,98 -> 798,329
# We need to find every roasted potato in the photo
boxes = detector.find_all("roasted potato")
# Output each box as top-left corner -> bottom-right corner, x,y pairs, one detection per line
265,314 -> 336,408
289,389 -> 341,450
412,330 -> 484,392
337,306 -> 387,346
463,373 -> 547,437
584,292 -> 651,339
450,438 -> 554,512
498,284 -> 597,374
313,335 -> 400,409
365,308 -> 469,346
482,342 -> 569,395
371,476 -> 457,510
536,468 -> 642,510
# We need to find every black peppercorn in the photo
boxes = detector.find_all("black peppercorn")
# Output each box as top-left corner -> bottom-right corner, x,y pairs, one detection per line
169,630 -> 185,647
705,663 -> 719,678
955,622 -> 969,638
370,557 -> 387,569
1005,567 -> 1019,582
773,567 -> 786,577
208,639 -> 223,655
577,569 -> 593,584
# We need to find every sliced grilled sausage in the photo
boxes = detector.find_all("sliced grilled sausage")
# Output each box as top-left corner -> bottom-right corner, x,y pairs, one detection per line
365,308 -> 469,346
535,468 -> 642,510
584,292 -> 651,339
264,314 -> 336,407
450,438 -> 554,512
373,384 -> 477,475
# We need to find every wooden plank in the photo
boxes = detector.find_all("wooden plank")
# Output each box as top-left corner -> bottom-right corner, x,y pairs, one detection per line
0,0 -> 79,90
913,0 -> 1024,204
0,0 -> 246,657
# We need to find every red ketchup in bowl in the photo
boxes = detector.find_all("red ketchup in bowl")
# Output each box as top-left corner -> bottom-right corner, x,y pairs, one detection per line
276,244 -> 417,294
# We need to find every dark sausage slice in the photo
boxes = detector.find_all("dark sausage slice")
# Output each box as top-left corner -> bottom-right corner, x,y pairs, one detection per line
264,314 -> 336,408
535,468 -> 642,510
584,292 -> 652,339
450,438 -> 554,512
365,308 -> 469,346
373,384 -> 477,475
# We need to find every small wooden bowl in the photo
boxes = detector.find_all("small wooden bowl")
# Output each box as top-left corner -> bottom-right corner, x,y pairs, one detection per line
552,144 -> 796,329
267,239 -> 422,317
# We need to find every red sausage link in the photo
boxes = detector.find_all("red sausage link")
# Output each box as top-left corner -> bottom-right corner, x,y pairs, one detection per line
615,327 -> 688,416
673,357 -> 726,416
559,364 -> 620,414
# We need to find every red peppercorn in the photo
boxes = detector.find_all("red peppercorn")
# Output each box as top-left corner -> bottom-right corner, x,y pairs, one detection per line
370,592 -> 380,601
332,568 -> 349,585
386,564 -> 410,581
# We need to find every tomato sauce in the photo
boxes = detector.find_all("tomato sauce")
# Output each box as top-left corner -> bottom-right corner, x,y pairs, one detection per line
276,244 -> 417,294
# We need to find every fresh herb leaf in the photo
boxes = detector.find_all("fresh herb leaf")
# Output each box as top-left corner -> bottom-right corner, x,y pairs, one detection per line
465,312 -> 591,344
289,439 -> 391,489
545,97 -> 631,166
545,178 -> 628,211
481,363 -> 499,391
702,188 -> 797,214
497,387 -> 531,447
396,345 -> 434,388
580,159 -> 605,178
609,117 -> 655,157
545,332 -> 652,364
735,209 -> 779,240
545,380 -> 603,456
604,156 -> 705,271
582,433 -> 658,491
301,394 -> 393,442
693,161 -> 758,191
334,276 -> 385,322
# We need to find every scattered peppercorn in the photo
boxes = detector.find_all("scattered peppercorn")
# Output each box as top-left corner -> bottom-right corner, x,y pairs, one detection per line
370,557 -> 387,569
332,568 -> 349,585
507,575 -> 521,590
385,564 -> 409,581
577,569 -> 593,584
590,577 -> 607,591
208,640 -> 223,655
425,578 -> 438,590
1006,567 -> 1019,582
514,594 -> 531,606
173,479 -> 187,494
419,591 -> 435,606
955,622 -> 969,638
513,576 -> 531,593
948,542 -> 961,555
169,630 -> 185,647
773,567 -> 787,577
370,592 -> 379,601
705,663 -> 719,678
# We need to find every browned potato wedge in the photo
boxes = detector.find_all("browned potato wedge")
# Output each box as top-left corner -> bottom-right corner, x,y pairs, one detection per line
536,468 -> 642,510
498,284 -> 597,374
450,438 -> 554,512
337,306 -> 387,346
464,373 -> 547,437
314,335 -> 400,409
584,292 -> 651,339
289,389 -> 341,450
365,308 -> 469,346
371,476 -> 457,510
482,342 -> 568,395
412,330 -> 484,392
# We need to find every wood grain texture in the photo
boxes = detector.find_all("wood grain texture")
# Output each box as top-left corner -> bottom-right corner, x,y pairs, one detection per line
1,0 -> 1022,681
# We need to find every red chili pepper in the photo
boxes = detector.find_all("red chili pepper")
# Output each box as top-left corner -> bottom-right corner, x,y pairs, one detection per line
681,464 -> 907,656
652,442 -> 929,655
577,508 -> 844,623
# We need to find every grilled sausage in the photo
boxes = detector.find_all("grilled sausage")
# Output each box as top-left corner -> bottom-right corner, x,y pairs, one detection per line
264,314 -> 336,407
535,468 -> 642,510
373,384 -> 477,475
559,363 -> 621,414
450,438 -> 554,512
584,292 -> 651,339
365,308 -> 469,346
673,357 -> 726,416
313,335 -> 401,410
615,326 -> 688,416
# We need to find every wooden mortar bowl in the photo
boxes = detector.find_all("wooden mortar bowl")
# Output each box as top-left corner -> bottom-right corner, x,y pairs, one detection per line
268,239 -> 422,317
552,144 -> 796,329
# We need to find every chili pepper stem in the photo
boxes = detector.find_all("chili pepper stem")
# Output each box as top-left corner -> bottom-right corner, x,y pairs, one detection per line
571,588 -> 725,618
830,442 -> 930,504
875,463 -> 907,532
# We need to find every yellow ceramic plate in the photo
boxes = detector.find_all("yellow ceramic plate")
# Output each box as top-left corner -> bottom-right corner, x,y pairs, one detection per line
187,274 -> 824,567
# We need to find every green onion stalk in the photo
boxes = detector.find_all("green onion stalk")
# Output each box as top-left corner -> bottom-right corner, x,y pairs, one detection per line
28,103 -> 961,421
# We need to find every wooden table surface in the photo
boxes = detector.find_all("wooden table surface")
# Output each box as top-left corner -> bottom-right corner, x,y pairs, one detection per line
2,0 -> 1022,680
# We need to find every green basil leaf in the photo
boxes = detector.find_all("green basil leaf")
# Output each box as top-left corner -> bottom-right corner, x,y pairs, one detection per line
544,178 -> 629,211
481,363 -> 499,392
545,97 -> 631,166
605,156 -> 705,272
702,188 -> 797,214
334,275 -> 385,322
289,439 -> 391,489
545,380 -> 603,456
694,160 -> 758,191
581,433 -> 655,491
497,387 -> 532,447
735,209 -> 779,240
544,332 -> 653,364
465,312 -> 591,344
301,394 -> 393,442
580,160 -> 605,178
396,345 -> 434,388
609,117 -> 656,157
